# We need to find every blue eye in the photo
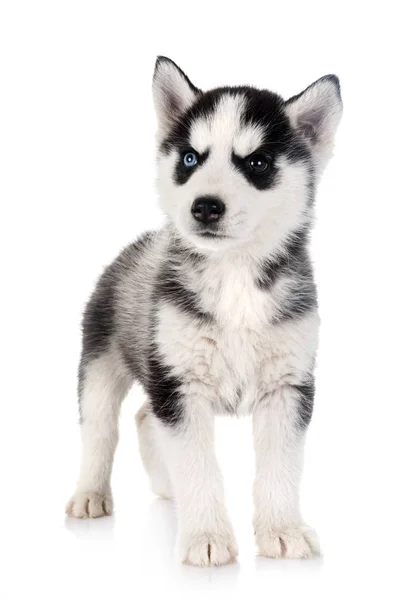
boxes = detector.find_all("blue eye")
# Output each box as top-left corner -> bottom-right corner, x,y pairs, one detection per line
183,151 -> 198,168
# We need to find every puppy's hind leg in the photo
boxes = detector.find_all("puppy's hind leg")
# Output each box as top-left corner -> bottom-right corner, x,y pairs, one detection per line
66,345 -> 132,518
136,402 -> 173,500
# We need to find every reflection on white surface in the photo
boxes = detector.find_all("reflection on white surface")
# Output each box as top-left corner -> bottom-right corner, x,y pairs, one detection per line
58,493 -> 322,596
147,498 -> 177,551
255,555 -> 324,574
64,513 -> 116,541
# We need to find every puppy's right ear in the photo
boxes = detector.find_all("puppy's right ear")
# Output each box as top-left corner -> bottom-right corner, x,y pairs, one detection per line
153,56 -> 201,137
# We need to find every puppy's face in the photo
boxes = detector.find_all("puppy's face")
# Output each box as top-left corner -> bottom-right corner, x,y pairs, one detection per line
153,57 -> 342,253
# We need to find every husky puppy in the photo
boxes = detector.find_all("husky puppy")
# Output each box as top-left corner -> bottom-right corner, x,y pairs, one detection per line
66,56 -> 342,566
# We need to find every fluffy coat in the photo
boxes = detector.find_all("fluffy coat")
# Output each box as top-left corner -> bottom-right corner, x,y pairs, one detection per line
66,56 -> 342,566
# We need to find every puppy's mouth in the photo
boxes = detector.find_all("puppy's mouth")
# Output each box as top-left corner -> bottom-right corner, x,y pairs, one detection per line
197,231 -> 230,240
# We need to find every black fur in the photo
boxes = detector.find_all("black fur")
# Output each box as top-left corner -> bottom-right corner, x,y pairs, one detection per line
277,277 -> 317,322
78,263 -> 117,408
168,234 -> 205,266
161,85 -> 313,192
231,150 -> 279,190
80,268 -> 116,363
159,87 -> 260,155
295,379 -> 315,429
78,232 -> 155,407
146,348 -> 184,427
155,264 -> 213,323
174,149 -> 209,185
155,237 -> 212,323
256,229 -> 309,290
256,229 -> 318,322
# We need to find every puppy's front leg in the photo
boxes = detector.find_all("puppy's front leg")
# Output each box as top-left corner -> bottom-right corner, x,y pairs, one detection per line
252,384 -> 321,558
158,395 -> 237,567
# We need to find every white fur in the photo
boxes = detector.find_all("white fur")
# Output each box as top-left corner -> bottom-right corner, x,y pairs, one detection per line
190,94 -> 265,157
157,148 -> 312,256
157,397 -> 238,566
256,526 -> 321,559
252,389 -> 321,558
137,384 -> 238,566
136,403 -> 173,500
66,345 -> 131,518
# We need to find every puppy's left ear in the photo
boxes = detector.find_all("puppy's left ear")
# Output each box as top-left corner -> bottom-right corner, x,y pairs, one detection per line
285,75 -> 342,171
153,56 -> 201,138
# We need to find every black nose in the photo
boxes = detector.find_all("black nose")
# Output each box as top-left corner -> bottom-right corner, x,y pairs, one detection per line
191,196 -> 226,225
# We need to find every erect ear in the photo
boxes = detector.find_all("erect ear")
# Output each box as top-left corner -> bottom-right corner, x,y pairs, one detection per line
153,56 -> 201,137
285,75 -> 342,171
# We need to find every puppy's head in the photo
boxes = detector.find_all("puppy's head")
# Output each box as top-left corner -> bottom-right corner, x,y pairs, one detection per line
153,56 -> 342,252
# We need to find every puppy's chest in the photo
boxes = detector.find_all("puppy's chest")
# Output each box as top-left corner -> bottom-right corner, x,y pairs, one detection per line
200,262 -> 273,330
157,261 -> 300,413
196,323 -> 276,414
186,263 -> 280,412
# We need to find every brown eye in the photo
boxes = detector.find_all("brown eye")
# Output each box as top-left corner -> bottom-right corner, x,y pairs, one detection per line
249,154 -> 269,173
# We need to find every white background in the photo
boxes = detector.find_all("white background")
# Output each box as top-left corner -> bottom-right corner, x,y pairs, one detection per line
1,1 -> 410,598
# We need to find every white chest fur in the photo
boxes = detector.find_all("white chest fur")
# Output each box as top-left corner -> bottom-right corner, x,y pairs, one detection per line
196,254 -> 274,330
156,286 -> 319,417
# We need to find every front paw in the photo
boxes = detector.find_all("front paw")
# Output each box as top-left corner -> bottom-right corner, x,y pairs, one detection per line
179,531 -> 238,567
256,525 -> 320,559
65,490 -> 113,519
